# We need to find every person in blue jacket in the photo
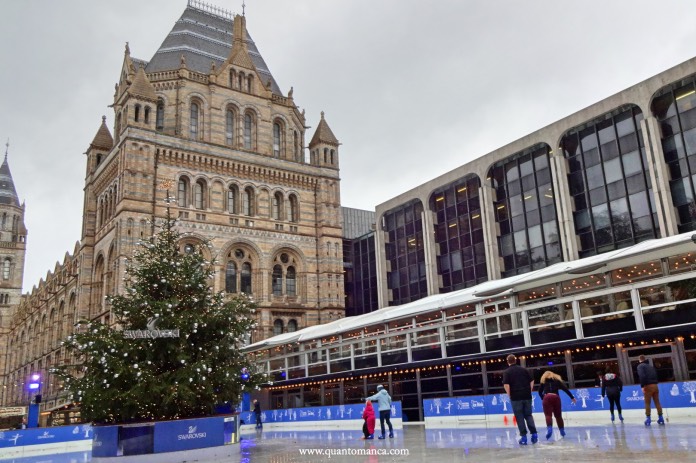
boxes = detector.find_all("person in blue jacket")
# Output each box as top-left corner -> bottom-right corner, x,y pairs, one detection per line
366,385 -> 394,439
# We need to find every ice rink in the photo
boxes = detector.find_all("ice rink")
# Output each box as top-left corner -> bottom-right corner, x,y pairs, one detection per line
6,421 -> 696,463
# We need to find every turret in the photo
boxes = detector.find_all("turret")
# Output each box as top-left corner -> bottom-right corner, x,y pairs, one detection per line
308,111 -> 340,169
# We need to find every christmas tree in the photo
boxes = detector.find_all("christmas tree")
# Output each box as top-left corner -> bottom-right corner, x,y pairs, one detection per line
56,204 -> 264,424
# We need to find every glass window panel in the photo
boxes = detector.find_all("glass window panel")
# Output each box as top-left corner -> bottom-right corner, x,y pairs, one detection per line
528,225 -> 542,248
586,164 -> 604,190
513,230 -> 528,253
592,204 -> 610,229
684,127 -> 696,156
604,158 -> 623,184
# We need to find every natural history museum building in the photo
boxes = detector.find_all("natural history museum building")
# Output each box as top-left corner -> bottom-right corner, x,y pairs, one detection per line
246,54 -> 696,420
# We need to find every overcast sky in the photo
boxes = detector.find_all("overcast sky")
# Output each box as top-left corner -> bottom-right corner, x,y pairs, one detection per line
2,0 -> 696,291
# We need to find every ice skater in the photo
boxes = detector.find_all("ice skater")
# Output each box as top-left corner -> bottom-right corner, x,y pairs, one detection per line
253,399 -> 263,429
503,354 -> 538,445
538,370 -> 576,439
362,400 -> 375,439
637,355 -> 664,426
366,385 -> 394,439
601,370 -> 624,422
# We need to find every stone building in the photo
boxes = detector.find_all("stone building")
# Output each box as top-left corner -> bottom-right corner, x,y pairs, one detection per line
0,0 -> 345,412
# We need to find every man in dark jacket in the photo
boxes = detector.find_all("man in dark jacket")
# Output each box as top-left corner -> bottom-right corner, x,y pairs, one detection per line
503,354 -> 538,445
636,355 -> 664,426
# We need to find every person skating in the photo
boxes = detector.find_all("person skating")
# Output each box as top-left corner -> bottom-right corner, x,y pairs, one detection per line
253,399 -> 263,429
362,400 -> 376,439
503,354 -> 538,445
538,371 -> 576,439
366,385 -> 394,439
636,355 -> 664,426
601,371 -> 624,422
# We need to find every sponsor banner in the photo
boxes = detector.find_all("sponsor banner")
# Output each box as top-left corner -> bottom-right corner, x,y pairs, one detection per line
153,416 -> 224,453
423,381 -> 696,417
92,425 -> 119,457
0,424 -> 92,449
239,401 -> 402,425
0,407 -> 25,418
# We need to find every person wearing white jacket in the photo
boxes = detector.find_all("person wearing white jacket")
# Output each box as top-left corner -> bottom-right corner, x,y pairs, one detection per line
366,385 -> 394,439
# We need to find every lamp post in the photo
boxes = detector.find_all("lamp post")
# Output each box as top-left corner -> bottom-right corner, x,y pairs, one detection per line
27,373 -> 41,428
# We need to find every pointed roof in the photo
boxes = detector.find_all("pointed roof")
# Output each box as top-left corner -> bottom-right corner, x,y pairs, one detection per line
228,14 -> 255,70
309,112 -> 339,147
128,66 -> 158,101
90,116 -> 114,151
144,3 -> 282,94
0,153 -> 20,206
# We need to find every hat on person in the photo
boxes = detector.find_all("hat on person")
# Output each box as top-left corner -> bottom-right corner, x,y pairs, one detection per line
376,385 -> 384,390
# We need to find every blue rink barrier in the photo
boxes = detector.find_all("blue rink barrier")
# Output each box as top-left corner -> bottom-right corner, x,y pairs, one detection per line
424,381 -> 696,418
238,401 -> 402,426
92,414 -> 239,457
0,424 -> 93,449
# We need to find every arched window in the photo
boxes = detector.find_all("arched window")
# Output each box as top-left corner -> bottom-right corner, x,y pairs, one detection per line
190,102 -> 200,139
287,319 -> 298,332
247,76 -> 253,93
225,261 -> 237,293
144,106 -> 151,125
272,264 -> 283,296
286,266 -> 296,296
134,104 -> 141,122
226,109 -> 235,146
273,319 -> 284,336
287,194 -> 298,222
194,180 -> 206,209
244,113 -> 253,149
238,72 -> 244,90
229,69 -> 235,88
178,178 -> 189,207
242,187 -> 255,216
241,262 -> 252,293
2,258 -> 10,280
156,100 -> 165,131
330,149 -> 335,164
273,122 -> 282,158
225,248 -> 254,295
272,192 -> 283,220
227,185 -> 238,214
324,148 -> 328,163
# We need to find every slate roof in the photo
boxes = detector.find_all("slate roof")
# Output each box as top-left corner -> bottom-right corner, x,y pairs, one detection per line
0,155 -> 20,206
144,4 -> 282,95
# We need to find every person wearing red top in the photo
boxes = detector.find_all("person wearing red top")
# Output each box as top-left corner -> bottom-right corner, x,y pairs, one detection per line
362,400 -> 376,439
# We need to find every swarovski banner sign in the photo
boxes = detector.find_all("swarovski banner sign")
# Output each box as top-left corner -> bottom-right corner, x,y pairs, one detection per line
153,416 -> 224,453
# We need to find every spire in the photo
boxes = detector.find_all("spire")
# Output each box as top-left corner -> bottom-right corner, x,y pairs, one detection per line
0,146 -> 20,206
128,66 -> 158,101
90,116 -> 114,151
309,111 -> 339,147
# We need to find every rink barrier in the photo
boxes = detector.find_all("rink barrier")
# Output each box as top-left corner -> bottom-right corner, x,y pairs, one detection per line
424,381 -> 696,427
238,401 -> 403,429
91,414 -> 239,458
0,424 -> 93,460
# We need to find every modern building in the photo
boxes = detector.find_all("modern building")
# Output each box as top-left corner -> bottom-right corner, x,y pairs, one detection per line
245,55 -> 696,420
341,207 -> 378,317
0,0 -> 348,414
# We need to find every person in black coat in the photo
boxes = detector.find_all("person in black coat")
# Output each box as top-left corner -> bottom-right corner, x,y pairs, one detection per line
601,371 -> 623,422
253,399 -> 263,429
538,371 -> 576,440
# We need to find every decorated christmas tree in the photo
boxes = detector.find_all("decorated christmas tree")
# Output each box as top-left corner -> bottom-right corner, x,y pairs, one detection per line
57,203 -> 264,424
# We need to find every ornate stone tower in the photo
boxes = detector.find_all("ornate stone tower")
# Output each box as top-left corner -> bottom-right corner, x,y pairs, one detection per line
79,1 -> 345,341
0,145 -> 27,402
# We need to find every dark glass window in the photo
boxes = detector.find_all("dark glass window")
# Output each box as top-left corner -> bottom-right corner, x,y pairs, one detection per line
383,200 -> 427,305
652,78 -> 696,231
430,176 -> 488,292
562,105 -> 657,257
488,144 -> 561,277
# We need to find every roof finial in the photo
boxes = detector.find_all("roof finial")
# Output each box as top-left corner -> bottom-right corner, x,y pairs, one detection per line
242,0 -> 246,16
4,138 -> 8,160
102,115 -> 107,124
